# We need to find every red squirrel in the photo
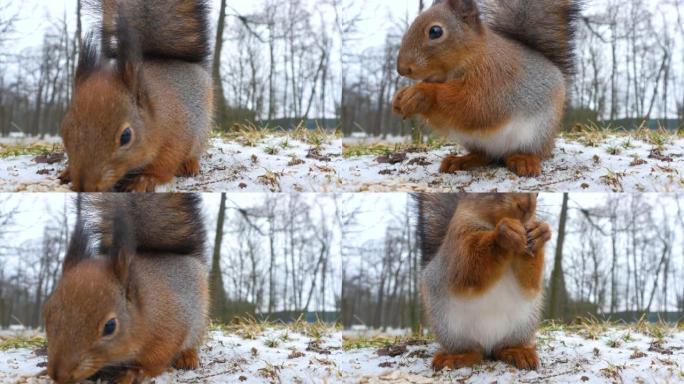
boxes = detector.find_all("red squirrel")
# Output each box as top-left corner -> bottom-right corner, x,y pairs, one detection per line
394,0 -> 579,177
59,0 -> 213,191
43,194 -> 208,384
416,193 -> 551,370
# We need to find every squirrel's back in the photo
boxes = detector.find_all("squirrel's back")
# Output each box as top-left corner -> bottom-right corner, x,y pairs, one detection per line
414,194 -> 461,267
99,0 -> 211,64
85,194 -> 207,259
481,0 -> 581,79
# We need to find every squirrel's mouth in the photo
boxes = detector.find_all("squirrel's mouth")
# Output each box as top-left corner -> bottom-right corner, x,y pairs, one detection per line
422,74 -> 447,84
112,168 -> 145,192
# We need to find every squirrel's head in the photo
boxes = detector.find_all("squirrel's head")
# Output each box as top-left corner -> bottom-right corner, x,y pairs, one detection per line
61,24 -> 156,192
397,0 -> 485,83
44,211 -> 139,384
460,193 -> 538,225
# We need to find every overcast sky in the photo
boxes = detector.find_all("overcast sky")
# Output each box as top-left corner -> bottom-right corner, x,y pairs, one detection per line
345,0 -> 672,53
4,0 -> 295,51
0,193 -> 340,272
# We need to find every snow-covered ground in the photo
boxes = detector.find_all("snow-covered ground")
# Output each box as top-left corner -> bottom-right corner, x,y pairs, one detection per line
0,134 -> 340,192
3,132 -> 682,193
340,325 -> 684,383
340,135 -> 684,192
1,324 -> 343,384
2,324 -> 682,383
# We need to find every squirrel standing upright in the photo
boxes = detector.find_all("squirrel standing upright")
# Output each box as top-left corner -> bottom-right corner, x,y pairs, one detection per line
43,194 -> 209,384
416,193 -> 551,370
60,0 -> 213,192
394,0 -> 579,177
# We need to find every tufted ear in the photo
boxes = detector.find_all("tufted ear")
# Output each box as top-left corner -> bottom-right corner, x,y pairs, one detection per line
115,13 -> 151,109
75,32 -> 99,85
63,195 -> 90,273
447,0 -> 483,31
108,209 -> 135,286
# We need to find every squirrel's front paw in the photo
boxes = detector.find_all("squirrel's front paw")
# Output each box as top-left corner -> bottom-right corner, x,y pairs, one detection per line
123,174 -> 159,192
58,168 -> 71,184
392,86 -> 433,119
525,220 -> 552,253
116,369 -> 143,384
495,218 -> 527,254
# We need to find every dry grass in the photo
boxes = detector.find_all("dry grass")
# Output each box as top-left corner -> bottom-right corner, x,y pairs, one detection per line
0,334 -> 46,351
211,315 -> 337,342
342,334 -> 433,351
215,121 -> 338,149
0,143 -> 62,158
343,137 -> 450,158
538,316 -> 677,341
343,122 -> 681,158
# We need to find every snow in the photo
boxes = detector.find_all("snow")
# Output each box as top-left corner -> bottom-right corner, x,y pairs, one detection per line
1,326 -> 343,384
0,134 -> 684,192
3,325 -> 682,383
0,136 -> 340,193
339,136 -> 684,192
339,326 -> 684,384
1,134 -> 681,192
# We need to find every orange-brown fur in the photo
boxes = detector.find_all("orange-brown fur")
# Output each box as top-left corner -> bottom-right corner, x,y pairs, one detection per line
439,152 -> 492,173
61,63 -> 211,192
493,345 -> 540,370
418,193 -> 550,371
432,350 -> 484,371
441,194 -> 545,297
394,32 -> 521,136
43,195 -> 208,383
60,0 -> 212,192
394,0 -> 578,178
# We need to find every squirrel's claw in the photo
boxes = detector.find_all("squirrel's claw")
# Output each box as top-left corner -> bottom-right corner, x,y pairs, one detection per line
525,220 -> 552,254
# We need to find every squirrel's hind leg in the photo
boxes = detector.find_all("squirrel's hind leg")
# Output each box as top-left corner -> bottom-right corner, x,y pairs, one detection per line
504,154 -> 542,177
439,152 -> 492,174
173,348 -> 200,370
176,157 -> 201,178
493,345 -> 539,370
432,350 -> 484,371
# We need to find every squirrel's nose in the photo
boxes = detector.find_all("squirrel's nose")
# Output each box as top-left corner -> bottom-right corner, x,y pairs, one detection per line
397,64 -> 413,77
49,362 -> 73,384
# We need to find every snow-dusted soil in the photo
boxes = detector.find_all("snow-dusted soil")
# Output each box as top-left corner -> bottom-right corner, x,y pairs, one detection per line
0,135 -> 340,192
1,326 -> 343,384
339,136 -> 684,192
341,326 -> 684,384
3,325 -> 682,383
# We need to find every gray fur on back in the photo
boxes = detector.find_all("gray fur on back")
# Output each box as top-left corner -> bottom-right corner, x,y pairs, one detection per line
145,60 -> 213,157
136,254 -> 208,350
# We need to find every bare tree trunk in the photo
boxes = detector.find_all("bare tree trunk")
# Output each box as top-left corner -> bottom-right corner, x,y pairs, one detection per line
549,193 -> 569,320
212,0 -> 227,129
210,193 -> 228,322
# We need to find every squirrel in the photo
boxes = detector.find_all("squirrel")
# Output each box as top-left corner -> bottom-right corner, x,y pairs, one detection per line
416,193 -> 551,371
59,0 -> 214,192
43,194 -> 209,384
393,0 -> 580,177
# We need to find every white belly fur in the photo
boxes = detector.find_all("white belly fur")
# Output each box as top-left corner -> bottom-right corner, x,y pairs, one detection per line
449,114 -> 548,159
443,269 -> 538,354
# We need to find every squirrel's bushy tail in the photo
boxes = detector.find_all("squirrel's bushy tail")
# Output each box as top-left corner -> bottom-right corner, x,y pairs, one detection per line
97,0 -> 211,63
414,194 -> 461,267
85,194 -> 207,260
482,0 -> 581,79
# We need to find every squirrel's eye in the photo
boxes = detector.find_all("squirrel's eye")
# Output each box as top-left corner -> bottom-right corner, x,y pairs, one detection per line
429,25 -> 444,40
120,127 -> 132,147
103,318 -> 117,337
